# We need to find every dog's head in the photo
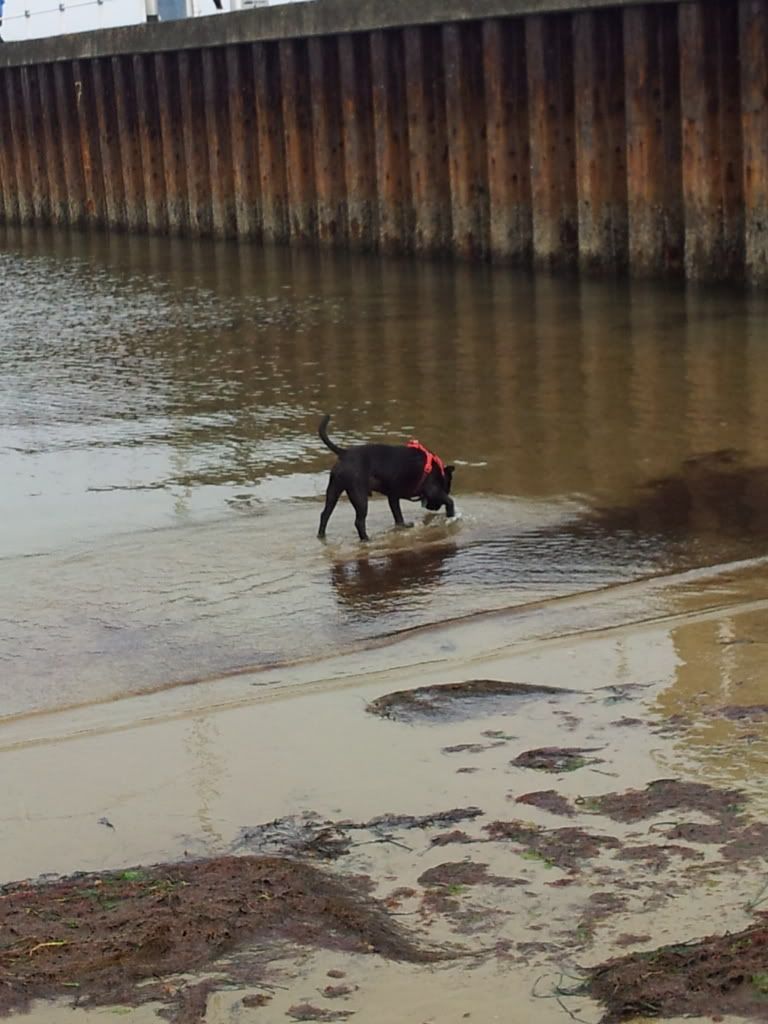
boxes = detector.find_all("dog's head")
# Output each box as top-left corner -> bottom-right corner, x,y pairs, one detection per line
422,463 -> 455,510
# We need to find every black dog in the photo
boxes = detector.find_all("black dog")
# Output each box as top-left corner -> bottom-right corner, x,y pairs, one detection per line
317,415 -> 455,541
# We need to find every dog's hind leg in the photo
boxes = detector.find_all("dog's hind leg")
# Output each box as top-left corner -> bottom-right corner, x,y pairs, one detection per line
318,477 -> 343,539
347,484 -> 370,542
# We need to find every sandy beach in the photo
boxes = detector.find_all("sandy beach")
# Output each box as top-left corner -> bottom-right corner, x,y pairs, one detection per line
4,551 -> 768,1023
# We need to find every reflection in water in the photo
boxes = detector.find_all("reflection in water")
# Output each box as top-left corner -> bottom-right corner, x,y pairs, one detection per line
654,594 -> 768,794
185,716 -> 225,849
3,226 -> 768,736
590,450 -> 768,542
329,542 -> 458,616
3,225 -> 768,531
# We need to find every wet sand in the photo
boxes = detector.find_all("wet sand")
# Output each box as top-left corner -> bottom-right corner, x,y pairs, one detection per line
3,555 -> 768,1022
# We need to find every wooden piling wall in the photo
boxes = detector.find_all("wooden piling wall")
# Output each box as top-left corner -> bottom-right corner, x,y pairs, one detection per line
0,0 -> 766,284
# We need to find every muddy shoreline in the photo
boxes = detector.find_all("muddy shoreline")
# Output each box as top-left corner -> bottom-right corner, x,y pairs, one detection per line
2,848 -> 767,1023
0,854 -> 440,1020
3,676 -> 767,1023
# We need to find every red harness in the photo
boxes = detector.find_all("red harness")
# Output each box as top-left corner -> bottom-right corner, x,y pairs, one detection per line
407,440 -> 445,494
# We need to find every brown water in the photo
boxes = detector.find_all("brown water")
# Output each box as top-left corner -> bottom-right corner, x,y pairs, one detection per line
3,224 -> 768,722
4,229 -> 768,1024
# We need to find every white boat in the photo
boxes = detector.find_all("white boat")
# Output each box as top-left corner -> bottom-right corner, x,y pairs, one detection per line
0,0 -> 306,43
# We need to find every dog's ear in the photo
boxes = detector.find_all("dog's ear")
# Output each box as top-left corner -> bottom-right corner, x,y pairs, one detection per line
444,464 -> 455,490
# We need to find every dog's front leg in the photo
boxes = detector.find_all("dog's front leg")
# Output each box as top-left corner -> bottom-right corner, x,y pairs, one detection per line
445,496 -> 456,518
387,495 -> 412,529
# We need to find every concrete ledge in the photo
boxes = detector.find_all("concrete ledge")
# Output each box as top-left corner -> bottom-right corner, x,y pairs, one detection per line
0,0 -> 682,68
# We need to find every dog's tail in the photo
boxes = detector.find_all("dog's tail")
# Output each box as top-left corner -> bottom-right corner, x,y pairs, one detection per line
318,414 -> 346,457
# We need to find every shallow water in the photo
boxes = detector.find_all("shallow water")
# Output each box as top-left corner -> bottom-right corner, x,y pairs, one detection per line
2,225 -> 768,721
4,229 -> 768,1023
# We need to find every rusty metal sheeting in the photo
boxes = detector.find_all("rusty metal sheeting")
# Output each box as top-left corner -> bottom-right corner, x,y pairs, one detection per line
0,0 -> 766,286
254,41 -> 289,244
338,32 -> 377,249
482,18 -> 532,265
370,29 -> 412,253
133,52 -> 168,234
404,25 -> 451,255
623,4 -> 683,278
573,8 -> 628,274
739,0 -> 768,285
679,0 -> 744,282
526,13 -> 577,270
